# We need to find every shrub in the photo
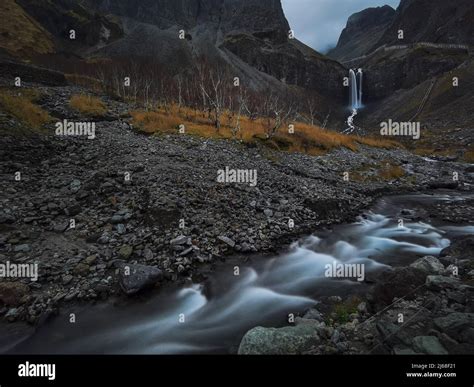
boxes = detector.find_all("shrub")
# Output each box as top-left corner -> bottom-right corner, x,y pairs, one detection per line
379,164 -> 405,180
70,94 -> 107,116
130,104 -> 401,156
0,89 -> 51,129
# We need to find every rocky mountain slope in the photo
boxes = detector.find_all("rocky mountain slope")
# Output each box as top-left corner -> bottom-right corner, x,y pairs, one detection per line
330,0 -> 473,145
329,0 -> 474,62
6,0 -> 346,105
1,76 -> 472,327
375,0 -> 474,48
327,5 -> 396,62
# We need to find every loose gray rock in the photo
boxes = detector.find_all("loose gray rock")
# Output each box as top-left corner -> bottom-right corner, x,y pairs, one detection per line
118,245 -> 133,260
238,324 -> 320,355
413,336 -> 448,355
410,256 -> 444,274
13,244 -> 31,253
433,313 -> 474,342
170,235 -> 188,245
426,275 -> 462,290
116,262 -> 163,296
217,236 -> 235,248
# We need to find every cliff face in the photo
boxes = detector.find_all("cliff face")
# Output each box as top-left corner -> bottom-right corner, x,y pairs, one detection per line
330,0 -> 474,62
374,0 -> 474,48
87,0 -> 344,98
327,6 -> 396,62
12,0 -> 345,102
90,0 -> 290,40
332,0 -> 473,101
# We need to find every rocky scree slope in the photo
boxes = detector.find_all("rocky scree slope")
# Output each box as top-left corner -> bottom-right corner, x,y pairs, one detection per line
0,76 -> 472,325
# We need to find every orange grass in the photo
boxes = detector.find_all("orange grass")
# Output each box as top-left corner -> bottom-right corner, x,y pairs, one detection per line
70,94 -> 107,116
131,104 -> 400,155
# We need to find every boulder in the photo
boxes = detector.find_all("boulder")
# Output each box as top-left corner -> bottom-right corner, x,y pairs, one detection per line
412,336 -> 448,355
433,313 -> 474,342
116,262 -> 163,296
426,275 -> 462,290
440,236 -> 474,261
371,267 -> 426,309
410,256 -> 444,274
238,323 -> 320,355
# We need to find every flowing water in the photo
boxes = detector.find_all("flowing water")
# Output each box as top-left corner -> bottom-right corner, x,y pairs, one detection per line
3,192 -> 473,354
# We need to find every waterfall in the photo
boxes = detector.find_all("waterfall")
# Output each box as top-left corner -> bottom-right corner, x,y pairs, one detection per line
345,68 -> 363,133
349,68 -> 363,109
357,69 -> 363,108
349,69 -> 357,109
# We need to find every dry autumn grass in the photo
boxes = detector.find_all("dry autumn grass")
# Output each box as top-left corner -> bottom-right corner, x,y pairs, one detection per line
378,163 -> 406,180
0,88 -> 51,130
70,94 -> 107,116
0,0 -> 54,57
464,149 -> 474,163
349,161 -> 406,182
131,105 -> 400,155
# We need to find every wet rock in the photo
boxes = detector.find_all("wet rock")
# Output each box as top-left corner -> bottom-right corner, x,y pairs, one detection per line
410,256 -> 444,274
303,308 -> 324,322
376,319 -> 400,344
238,323 -> 321,355
440,236 -> 474,261
116,262 -> 163,296
371,267 -> 426,309
426,275 -> 462,290
413,336 -> 448,355
433,313 -> 474,342
5,307 -> 21,322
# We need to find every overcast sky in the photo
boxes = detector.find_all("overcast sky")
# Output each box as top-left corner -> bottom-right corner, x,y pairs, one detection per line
281,0 -> 400,53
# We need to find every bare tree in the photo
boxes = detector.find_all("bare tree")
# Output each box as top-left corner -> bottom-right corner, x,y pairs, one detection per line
196,59 -> 230,131
231,87 -> 247,139
263,94 -> 294,138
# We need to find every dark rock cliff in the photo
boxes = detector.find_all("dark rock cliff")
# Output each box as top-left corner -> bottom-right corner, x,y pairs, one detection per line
374,0 -> 474,48
327,5 -> 396,62
14,0 -> 347,102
